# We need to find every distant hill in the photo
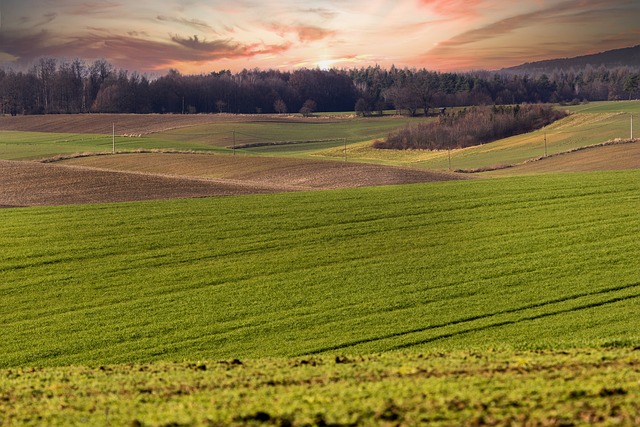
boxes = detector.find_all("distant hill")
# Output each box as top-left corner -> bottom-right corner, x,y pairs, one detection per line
501,45 -> 640,74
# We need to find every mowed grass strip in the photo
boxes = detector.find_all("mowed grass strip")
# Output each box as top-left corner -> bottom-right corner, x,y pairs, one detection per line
2,348 -> 639,426
1,171 -> 639,367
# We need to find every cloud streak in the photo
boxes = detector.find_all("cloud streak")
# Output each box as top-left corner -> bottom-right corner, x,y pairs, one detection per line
1,28 -> 292,71
157,15 -> 218,34
268,22 -> 337,43
422,0 -> 640,69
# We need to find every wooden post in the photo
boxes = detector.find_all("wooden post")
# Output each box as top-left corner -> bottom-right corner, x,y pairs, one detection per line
344,138 -> 347,162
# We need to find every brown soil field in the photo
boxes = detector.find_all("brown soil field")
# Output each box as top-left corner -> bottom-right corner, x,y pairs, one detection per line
0,114 -> 246,135
486,141 -> 640,176
61,153 -> 464,190
0,160 -> 295,208
1,154 -> 464,207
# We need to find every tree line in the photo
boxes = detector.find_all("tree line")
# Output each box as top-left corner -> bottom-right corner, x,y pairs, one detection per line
1,58 -> 639,116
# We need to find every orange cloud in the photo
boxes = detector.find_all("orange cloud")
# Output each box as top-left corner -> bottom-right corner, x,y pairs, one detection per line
268,23 -> 337,43
418,0 -> 486,18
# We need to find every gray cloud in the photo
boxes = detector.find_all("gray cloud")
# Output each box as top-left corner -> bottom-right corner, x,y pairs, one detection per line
157,15 -> 218,34
1,28 -> 292,71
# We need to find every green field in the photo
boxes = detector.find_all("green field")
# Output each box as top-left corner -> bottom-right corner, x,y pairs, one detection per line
0,115 -> 427,161
3,348 -> 639,426
2,102 -> 640,425
2,171 -> 639,368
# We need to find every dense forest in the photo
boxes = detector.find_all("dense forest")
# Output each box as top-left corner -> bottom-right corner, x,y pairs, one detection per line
1,57 -> 639,116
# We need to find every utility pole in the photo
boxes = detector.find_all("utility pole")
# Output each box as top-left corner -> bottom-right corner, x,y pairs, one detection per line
631,113 -> 634,140
344,138 -> 347,162
544,132 -> 547,157
112,123 -> 115,154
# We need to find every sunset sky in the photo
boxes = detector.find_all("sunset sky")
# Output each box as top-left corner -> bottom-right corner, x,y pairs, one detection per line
1,0 -> 639,74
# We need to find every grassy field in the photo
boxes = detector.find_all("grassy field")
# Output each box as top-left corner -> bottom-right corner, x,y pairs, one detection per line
318,101 -> 640,170
2,103 -> 640,425
0,114 -> 427,161
2,102 -> 636,167
0,129 -> 224,161
2,348 -> 639,426
2,170 -> 639,368
486,141 -> 640,176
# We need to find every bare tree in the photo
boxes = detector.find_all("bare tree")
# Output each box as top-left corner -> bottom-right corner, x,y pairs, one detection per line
274,98 -> 287,114
299,99 -> 316,117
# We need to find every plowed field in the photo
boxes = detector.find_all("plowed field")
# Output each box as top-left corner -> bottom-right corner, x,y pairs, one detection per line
1,154 -> 463,207
62,153 -> 463,188
0,160 -> 288,207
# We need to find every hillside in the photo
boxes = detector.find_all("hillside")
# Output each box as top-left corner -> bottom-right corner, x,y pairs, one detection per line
502,45 -> 640,74
2,171 -> 638,367
485,140 -> 640,176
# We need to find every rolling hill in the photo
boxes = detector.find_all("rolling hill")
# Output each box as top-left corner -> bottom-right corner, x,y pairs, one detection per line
501,45 -> 640,74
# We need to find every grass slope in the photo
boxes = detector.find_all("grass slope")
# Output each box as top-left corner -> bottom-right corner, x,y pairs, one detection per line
319,101 -> 640,170
1,171 -> 639,368
2,348 -> 639,426
0,115 -> 426,161
486,140 -> 640,176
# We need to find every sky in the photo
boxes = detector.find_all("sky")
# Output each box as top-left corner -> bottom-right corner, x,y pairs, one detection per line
1,0 -> 639,74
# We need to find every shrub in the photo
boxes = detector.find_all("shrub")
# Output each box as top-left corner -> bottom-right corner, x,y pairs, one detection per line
375,104 -> 568,150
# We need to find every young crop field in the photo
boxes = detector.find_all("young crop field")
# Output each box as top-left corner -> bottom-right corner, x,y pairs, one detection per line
1,170 -> 639,368
1,169 -> 639,425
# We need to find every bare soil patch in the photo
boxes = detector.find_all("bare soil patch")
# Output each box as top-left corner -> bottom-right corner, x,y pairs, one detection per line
0,160 -> 293,207
1,154 -> 464,207
61,153 -> 465,190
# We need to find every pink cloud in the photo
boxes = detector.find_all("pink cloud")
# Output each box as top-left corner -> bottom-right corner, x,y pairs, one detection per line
421,0 -> 639,70
268,23 -> 337,43
418,0 -> 486,18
